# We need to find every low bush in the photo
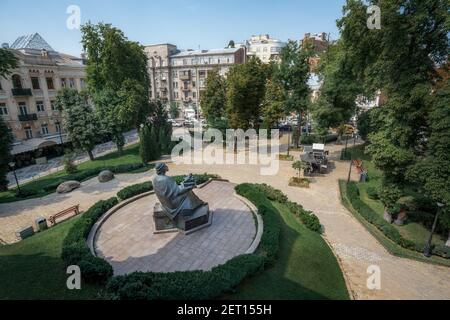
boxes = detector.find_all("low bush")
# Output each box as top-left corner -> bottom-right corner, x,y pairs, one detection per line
289,177 -> 310,188
286,201 -> 322,233
346,182 -> 416,251
366,186 -> 379,200
61,197 -> 118,283
117,181 -> 153,201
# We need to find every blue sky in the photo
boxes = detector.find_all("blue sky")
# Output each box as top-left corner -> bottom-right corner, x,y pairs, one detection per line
0,0 -> 346,57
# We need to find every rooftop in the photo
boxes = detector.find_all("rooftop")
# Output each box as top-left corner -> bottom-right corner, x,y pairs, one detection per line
10,33 -> 55,52
171,48 -> 240,58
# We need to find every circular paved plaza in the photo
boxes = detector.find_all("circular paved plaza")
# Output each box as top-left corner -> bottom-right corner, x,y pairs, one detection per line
92,180 -> 258,275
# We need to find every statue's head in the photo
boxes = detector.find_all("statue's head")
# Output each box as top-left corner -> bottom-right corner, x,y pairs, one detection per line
155,163 -> 169,175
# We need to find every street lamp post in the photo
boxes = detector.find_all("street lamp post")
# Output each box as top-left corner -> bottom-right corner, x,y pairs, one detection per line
347,134 -> 357,184
423,202 -> 445,258
287,124 -> 291,156
9,162 -> 21,195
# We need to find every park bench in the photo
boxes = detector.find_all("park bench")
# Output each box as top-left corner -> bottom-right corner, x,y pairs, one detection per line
49,204 -> 80,226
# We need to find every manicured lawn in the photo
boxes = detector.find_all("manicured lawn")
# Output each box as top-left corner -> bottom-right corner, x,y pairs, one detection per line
230,202 -> 349,300
346,144 -> 446,248
0,217 -> 101,299
0,143 -> 148,203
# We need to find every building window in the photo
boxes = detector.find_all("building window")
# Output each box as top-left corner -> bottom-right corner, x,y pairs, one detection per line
0,80 -> 3,90
69,78 -> 75,88
25,127 -> 33,139
80,79 -> 86,89
55,122 -> 61,133
199,70 -> 206,78
18,102 -> 28,115
184,91 -> 189,99
12,75 -> 22,89
61,78 -> 67,88
0,103 -> 8,115
36,101 -> 45,112
41,123 -> 49,136
51,101 -> 58,111
192,81 -> 196,88
193,92 -> 196,99
31,77 -> 40,89
46,77 -> 55,90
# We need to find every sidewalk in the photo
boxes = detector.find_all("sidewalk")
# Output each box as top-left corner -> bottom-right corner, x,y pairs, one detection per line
7,130 -> 139,188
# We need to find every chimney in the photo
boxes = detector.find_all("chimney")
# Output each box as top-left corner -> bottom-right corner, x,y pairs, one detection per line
321,32 -> 327,41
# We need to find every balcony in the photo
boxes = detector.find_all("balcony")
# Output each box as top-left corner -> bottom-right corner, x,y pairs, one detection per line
11,88 -> 33,97
179,73 -> 191,81
18,113 -> 38,122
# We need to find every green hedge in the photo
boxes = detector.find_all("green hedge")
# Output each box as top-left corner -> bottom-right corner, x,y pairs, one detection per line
240,183 -> 321,234
61,197 -> 118,283
105,183 -> 280,300
117,174 -> 220,201
346,182 -> 415,250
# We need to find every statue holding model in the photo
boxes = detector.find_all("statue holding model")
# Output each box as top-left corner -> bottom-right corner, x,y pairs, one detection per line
152,163 -> 211,234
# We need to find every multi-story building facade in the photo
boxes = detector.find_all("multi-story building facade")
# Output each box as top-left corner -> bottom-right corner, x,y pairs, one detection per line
241,34 -> 286,63
0,33 -> 86,161
145,44 -> 245,117
301,32 -> 329,72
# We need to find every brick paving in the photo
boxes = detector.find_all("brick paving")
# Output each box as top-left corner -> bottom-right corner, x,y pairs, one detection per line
94,181 -> 256,274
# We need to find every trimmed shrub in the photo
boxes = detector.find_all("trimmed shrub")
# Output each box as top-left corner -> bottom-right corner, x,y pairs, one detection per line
366,186 -> 379,200
286,201 -> 321,233
346,182 -> 416,251
61,197 -> 118,283
117,181 -> 153,201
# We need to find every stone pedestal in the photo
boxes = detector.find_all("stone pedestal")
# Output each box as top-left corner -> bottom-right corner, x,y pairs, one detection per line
153,203 -> 177,234
176,203 -> 212,235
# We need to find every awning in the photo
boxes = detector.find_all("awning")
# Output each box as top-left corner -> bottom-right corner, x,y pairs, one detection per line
11,134 -> 69,155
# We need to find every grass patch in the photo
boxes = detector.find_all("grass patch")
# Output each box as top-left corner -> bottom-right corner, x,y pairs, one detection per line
229,201 -> 349,300
0,143 -> 149,203
0,217 -> 101,299
288,177 -> 310,188
278,154 -> 294,161
340,180 -> 450,267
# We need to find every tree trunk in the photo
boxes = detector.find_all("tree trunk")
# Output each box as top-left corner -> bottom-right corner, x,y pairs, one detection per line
296,113 -> 302,147
117,143 -> 124,155
446,230 -> 450,247
87,150 -> 94,161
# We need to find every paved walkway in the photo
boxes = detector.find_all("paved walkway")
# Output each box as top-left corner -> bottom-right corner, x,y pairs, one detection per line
94,181 -> 256,275
7,130 -> 139,188
0,138 -> 449,299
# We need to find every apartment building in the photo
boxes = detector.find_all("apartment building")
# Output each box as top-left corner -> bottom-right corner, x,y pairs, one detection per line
240,34 -> 286,63
301,32 -> 330,72
145,44 -> 245,117
0,33 -> 86,162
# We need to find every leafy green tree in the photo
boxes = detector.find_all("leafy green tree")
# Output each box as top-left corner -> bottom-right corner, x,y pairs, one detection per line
292,160 -> 305,179
339,0 -> 449,202
139,124 -> 160,163
0,117 -> 13,191
81,22 -> 151,153
0,48 -> 18,78
312,42 -> 361,141
169,102 -> 180,119
200,69 -> 227,125
274,40 -> 311,146
226,58 -> 266,130
262,79 -> 286,129
57,88 -> 100,161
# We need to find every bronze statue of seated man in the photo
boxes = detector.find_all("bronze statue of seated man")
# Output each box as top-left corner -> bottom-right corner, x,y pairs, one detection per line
152,163 -> 211,233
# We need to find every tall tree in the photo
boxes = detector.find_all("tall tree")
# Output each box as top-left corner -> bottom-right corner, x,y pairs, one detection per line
262,78 -> 286,129
81,22 -> 151,153
312,41 -> 361,141
57,88 -> 100,160
0,48 -> 18,191
0,117 -> 13,191
275,40 -> 311,146
340,0 -> 449,188
226,58 -> 266,130
0,48 -> 18,78
200,68 -> 227,125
